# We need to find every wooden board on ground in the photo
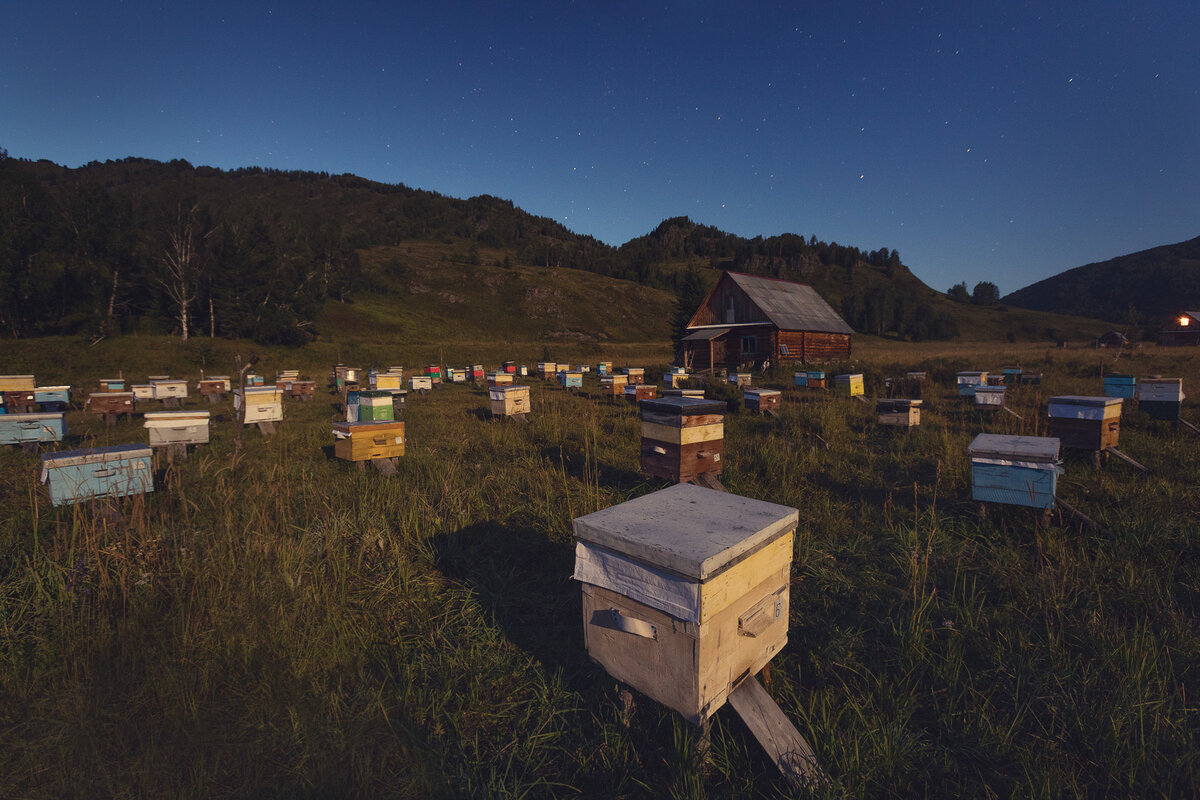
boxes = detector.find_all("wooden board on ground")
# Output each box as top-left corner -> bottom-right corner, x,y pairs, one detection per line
727,676 -> 827,789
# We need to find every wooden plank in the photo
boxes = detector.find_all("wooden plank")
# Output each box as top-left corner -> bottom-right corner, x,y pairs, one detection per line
727,676 -> 827,789
1106,447 -> 1149,473
372,458 -> 398,476
692,471 -> 727,493
1178,418 -> 1200,434
1057,497 -> 1111,535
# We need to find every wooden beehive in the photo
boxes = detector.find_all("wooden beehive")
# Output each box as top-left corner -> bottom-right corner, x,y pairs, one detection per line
538,362 -> 557,380
131,384 -> 154,401
600,374 -> 628,396
969,434 -> 1061,510
372,372 -> 404,391
1003,367 -> 1022,385
33,386 -> 71,410
99,378 -> 125,392
1103,374 -> 1136,399
357,390 -> 395,421
197,379 -> 229,401
728,372 -> 752,388
744,388 -> 781,414
1137,378 -> 1184,421
625,384 -> 658,404
489,385 -> 531,418
409,375 -> 433,391
468,365 -> 484,382
877,398 -> 921,427
41,444 -> 154,507
0,375 -> 35,392
488,370 -> 514,386
150,378 -> 188,402
664,369 -> 689,389
3,390 -> 37,414
597,361 -> 613,376
957,372 -> 987,397
793,372 -> 808,388
558,370 -> 583,389
664,388 -> 705,398
238,387 -> 283,424
0,412 -> 65,446
623,367 -> 645,385
833,374 -> 863,397
277,369 -> 299,382
333,420 -> 405,461
87,391 -> 134,418
806,371 -> 826,389
639,396 -> 725,483
973,385 -> 1006,411
286,380 -> 316,400
503,360 -> 516,374
1047,396 -> 1122,451
572,483 -> 798,724
245,374 -> 265,387
1021,373 -> 1043,386
518,365 -> 529,376
556,363 -> 571,375
143,410 -> 210,447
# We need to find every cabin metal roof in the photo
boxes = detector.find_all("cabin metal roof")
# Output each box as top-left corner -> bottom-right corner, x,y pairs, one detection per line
723,272 -> 853,334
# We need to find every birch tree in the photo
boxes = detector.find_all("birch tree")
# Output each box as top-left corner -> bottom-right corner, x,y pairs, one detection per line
159,202 -> 204,341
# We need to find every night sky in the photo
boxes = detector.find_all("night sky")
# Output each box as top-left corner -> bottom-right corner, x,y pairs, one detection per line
3,1 -> 1197,294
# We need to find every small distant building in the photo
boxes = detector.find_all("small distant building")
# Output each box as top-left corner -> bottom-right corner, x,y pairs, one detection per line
1158,312 -> 1200,347
680,272 -> 853,372
1093,331 -> 1129,349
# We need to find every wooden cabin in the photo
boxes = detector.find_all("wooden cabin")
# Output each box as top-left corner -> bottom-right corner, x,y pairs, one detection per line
877,398 -> 921,428
1047,396 -> 1122,452
143,410 -> 210,447
572,483 -> 798,724
1158,312 -> 1200,346
1093,331 -> 1129,349
0,412 -> 65,446
333,420 -> 405,461
1103,374 -> 1136,399
1138,378 -> 1185,421
639,396 -> 725,483
489,385 -> 531,419
744,388 -> 781,414
968,434 -> 1061,510
833,374 -> 863,398
681,271 -> 852,372
41,445 -> 154,507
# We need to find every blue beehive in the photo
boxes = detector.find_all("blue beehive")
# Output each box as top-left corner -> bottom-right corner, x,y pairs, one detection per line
558,370 -> 583,389
793,372 -> 808,388
0,412 -> 66,446
957,372 -> 987,397
968,434 -> 1062,510
1103,374 -> 1136,399
40,444 -> 154,506
34,386 -> 71,410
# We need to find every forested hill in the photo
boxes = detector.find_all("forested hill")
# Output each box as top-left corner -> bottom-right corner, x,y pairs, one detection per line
0,153 -> 951,343
1002,236 -> 1200,326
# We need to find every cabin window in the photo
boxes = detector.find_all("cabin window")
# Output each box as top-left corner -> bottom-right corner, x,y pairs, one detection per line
725,295 -> 736,324
741,335 -> 758,355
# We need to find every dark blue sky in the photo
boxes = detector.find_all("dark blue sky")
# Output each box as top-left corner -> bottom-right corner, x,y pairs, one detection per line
3,1 -> 1197,294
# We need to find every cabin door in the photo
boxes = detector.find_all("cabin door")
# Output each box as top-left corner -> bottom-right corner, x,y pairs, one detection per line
711,338 -> 726,368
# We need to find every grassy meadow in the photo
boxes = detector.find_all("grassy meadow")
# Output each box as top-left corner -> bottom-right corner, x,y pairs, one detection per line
1,335 -> 1198,799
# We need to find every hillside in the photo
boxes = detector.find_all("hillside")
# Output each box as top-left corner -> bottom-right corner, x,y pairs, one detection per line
1002,236 -> 1200,326
1,152 -> 1113,346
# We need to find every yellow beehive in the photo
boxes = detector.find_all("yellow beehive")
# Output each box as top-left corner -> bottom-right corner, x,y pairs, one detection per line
332,420 -> 406,461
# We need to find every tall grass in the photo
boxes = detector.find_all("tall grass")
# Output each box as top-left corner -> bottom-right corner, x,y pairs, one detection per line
0,337 -> 1197,797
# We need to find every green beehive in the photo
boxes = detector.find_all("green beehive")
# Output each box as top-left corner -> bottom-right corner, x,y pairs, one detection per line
358,390 -> 395,421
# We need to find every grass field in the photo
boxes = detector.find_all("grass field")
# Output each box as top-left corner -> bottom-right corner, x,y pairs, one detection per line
1,335 -> 1197,798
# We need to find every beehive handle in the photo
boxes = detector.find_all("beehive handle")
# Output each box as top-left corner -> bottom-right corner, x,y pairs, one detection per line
590,608 -> 657,640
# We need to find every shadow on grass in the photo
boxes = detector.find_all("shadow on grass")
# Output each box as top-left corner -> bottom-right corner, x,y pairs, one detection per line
431,520 -> 591,679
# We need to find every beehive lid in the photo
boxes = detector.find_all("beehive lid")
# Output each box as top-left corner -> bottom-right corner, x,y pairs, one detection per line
6,412 -> 62,421
638,396 -> 725,417
744,388 -> 781,397
957,371 -> 986,378
143,410 -> 210,422
42,443 -> 151,467
878,398 -> 921,409
358,390 -> 392,398
834,373 -> 862,381
1049,395 -> 1122,407
572,483 -> 798,581
332,420 -> 404,435
968,433 -> 1060,463
34,385 -> 71,392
